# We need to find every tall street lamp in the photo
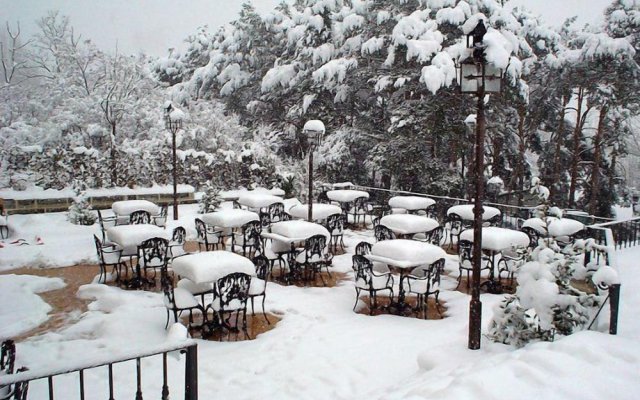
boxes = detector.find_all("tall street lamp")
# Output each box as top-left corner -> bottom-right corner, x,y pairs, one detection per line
458,20 -> 502,350
164,101 -> 185,221
303,120 -> 325,222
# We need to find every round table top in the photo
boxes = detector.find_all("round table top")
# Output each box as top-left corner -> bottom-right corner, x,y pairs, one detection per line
287,203 -> 342,221
459,227 -> 529,252
388,196 -> 436,211
171,251 -> 256,284
201,209 -> 259,228
380,214 -> 439,235
367,239 -> 447,269
447,204 -> 501,221
326,190 -> 369,203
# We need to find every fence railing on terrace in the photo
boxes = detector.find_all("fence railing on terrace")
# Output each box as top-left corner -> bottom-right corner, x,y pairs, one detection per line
0,341 -> 198,400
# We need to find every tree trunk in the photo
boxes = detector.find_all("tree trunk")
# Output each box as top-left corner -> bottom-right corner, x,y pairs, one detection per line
589,105 -> 608,215
569,88 -> 585,207
550,95 -> 569,204
110,122 -> 117,186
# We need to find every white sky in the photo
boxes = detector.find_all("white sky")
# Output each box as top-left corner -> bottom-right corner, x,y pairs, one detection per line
0,0 -> 615,57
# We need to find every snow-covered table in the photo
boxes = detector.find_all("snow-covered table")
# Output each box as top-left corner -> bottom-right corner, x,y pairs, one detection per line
111,200 -> 159,216
201,209 -> 259,228
237,193 -> 283,210
106,224 -> 169,289
388,196 -> 436,212
287,203 -> 342,221
379,214 -> 439,237
326,190 -> 369,203
220,187 -> 285,201
106,224 -> 168,256
367,239 -> 447,313
262,221 -> 331,283
521,217 -> 585,238
322,182 -> 355,190
447,204 -> 501,221
460,227 -> 529,284
171,251 -> 256,284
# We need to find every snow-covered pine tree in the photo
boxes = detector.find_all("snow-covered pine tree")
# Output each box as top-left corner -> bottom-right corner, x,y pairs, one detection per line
67,180 -> 97,225
198,180 -> 221,213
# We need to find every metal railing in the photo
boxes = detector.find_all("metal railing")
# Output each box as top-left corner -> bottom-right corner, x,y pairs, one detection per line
0,341 -> 198,400
588,217 -> 640,249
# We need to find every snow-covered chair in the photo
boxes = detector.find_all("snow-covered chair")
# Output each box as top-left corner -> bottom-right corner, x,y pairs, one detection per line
403,258 -> 445,318
161,274 -> 203,330
137,237 -> 169,286
209,272 -> 251,340
168,226 -> 187,261
294,234 -> 332,285
351,255 -> 394,315
93,234 -> 125,283
97,209 -> 117,242
231,220 -> 262,257
248,255 -> 271,324
194,218 -> 223,251
129,209 -> 151,225
456,239 -> 490,289
325,213 -> 345,252
374,224 -> 395,242
349,196 -> 372,226
153,204 -> 168,227
497,247 -> 528,288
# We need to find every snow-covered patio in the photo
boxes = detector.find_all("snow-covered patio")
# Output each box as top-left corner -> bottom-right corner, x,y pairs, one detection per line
1,204 -> 639,399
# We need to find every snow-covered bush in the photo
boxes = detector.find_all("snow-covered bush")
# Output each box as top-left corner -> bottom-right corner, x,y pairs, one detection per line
67,181 -> 97,225
198,180 -> 221,213
488,177 -> 605,347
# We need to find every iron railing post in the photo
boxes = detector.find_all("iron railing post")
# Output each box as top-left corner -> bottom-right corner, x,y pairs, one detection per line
609,283 -> 621,335
185,344 -> 198,400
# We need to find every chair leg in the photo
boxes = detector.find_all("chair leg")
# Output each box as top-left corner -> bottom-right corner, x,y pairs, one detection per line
250,297 -> 256,316
165,309 -> 170,329
261,295 -> 270,325
353,288 -> 361,311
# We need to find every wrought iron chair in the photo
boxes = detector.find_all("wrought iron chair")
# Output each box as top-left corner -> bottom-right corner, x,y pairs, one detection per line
266,202 -> 288,224
249,255 -> 271,324
137,237 -> 169,286
317,190 -> 330,204
1,341 -> 29,400
456,239 -> 490,289
483,213 -> 502,227
497,247 -> 528,288
413,226 -> 445,246
129,209 -> 151,225
168,226 -> 187,261
355,241 -> 372,255
231,220 -> 262,257
521,227 -> 541,249
194,218 -> 223,251
351,255 -> 394,315
444,213 -> 465,246
294,234 -> 332,285
374,224 -> 395,242
161,273 -> 203,330
325,213 -> 345,252
210,272 -> 252,340
153,204 -> 168,227
403,258 -> 445,318
350,196 -> 371,226
96,209 -> 117,241
93,234 -> 126,283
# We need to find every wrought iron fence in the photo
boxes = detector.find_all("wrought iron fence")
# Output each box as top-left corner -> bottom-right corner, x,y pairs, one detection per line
589,217 -> 640,249
0,341 -> 197,400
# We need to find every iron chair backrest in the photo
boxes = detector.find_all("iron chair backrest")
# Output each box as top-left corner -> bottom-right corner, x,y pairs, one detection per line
317,191 -> 330,204
1,340 -> 15,375
242,220 -> 262,242
215,272 -> 251,310
374,224 -> 395,241
484,213 -> 502,227
194,218 -> 208,241
351,255 -> 375,286
268,202 -> 287,223
520,227 -> 540,248
130,210 -> 151,225
352,196 -> 370,213
138,237 -> 169,268
355,241 -> 372,256
446,213 -> 464,232
93,234 -> 105,263
172,226 -> 186,244
325,213 -> 344,234
458,239 -> 474,263
426,226 -> 444,245
252,254 -> 271,281
302,234 -> 327,262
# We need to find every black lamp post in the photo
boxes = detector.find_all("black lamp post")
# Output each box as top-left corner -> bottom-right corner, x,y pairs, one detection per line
303,120 -> 325,222
163,101 -> 184,221
458,20 -> 502,350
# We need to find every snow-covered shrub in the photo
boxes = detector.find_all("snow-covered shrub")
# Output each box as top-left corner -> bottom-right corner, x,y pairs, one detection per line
488,177 -> 605,347
198,180 -> 221,213
67,181 -> 97,225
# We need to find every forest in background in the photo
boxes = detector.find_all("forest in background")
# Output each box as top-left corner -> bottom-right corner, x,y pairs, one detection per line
1,0 -> 639,217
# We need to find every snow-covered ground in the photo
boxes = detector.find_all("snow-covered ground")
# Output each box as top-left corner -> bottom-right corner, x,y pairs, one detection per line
1,205 -> 639,399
